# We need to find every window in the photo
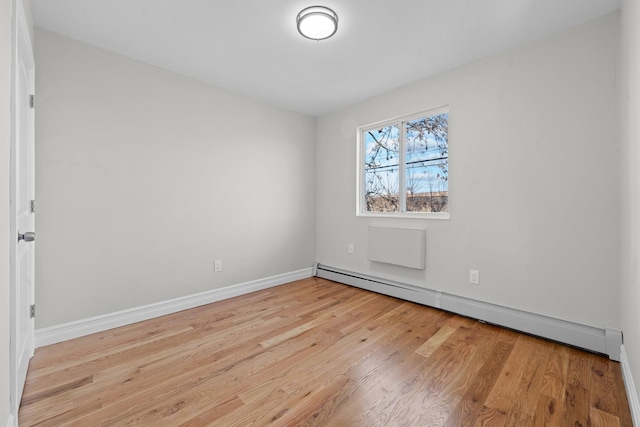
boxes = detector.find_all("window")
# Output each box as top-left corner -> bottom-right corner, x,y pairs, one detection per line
358,107 -> 449,217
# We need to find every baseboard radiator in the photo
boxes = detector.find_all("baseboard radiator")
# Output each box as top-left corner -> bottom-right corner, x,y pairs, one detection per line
314,263 -> 622,361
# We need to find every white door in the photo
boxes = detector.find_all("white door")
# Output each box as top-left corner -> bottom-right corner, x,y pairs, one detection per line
10,0 -> 35,420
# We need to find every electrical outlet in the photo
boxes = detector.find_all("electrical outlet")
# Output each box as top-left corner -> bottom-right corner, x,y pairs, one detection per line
469,269 -> 480,285
348,243 -> 354,253
214,259 -> 222,273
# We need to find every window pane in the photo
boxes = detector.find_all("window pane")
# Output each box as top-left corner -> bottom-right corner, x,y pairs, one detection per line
405,113 -> 449,213
363,124 -> 400,212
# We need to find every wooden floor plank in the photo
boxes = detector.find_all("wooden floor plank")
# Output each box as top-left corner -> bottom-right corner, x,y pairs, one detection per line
503,337 -> 551,425
591,407 -> 621,427
19,277 -> 632,426
614,359 -> 634,427
308,311 -> 458,426
539,341 -> 570,401
591,354 -> 622,417
415,324 -> 457,357
534,394 -> 563,427
485,335 -> 541,414
563,348 -> 594,426
445,339 -> 514,426
294,331 -> 436,425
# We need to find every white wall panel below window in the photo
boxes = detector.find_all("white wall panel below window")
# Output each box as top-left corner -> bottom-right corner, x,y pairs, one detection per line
367,226 -> 425,270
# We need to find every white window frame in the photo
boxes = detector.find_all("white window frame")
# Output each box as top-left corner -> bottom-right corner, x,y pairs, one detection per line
356,106 -> 450,219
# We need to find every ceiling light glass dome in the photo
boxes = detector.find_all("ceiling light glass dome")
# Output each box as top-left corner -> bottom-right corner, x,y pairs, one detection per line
297,6 -> 338,41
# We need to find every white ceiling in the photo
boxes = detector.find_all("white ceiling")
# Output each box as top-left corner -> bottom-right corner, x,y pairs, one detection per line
32,0 -> 620,117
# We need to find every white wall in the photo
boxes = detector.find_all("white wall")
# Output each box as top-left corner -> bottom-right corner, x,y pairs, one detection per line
316,14 -> 620,330
620,0 -> 640,402
34,30 -> 316,327
1,0 -> 12,423
19,0 -> 30,42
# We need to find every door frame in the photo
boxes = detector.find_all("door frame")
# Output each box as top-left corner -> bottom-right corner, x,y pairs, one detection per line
9,0 -> 35,422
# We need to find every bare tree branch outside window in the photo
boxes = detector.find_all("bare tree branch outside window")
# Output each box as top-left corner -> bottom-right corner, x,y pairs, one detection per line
362,111 -> 448,213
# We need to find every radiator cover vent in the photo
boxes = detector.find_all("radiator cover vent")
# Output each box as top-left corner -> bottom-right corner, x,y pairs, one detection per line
367,226 -> 426,269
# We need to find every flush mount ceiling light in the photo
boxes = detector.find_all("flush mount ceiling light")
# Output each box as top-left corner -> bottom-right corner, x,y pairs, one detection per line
296,6 -> 338,41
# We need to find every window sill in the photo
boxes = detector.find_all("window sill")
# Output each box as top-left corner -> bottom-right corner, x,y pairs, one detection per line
356,212 -> 450,220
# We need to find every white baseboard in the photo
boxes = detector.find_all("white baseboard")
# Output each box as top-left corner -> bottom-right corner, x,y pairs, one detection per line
315,263 -> 623,361
621,345 -> 640,426
35,268 -> 313,348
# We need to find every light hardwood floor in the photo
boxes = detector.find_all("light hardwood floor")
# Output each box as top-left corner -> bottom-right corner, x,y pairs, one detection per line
19,277 -> 631,426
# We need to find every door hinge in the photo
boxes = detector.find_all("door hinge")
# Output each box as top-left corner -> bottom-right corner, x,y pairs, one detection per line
30,199 -> 35,213
30,304 -> 35,319
29,94 -> 35,109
